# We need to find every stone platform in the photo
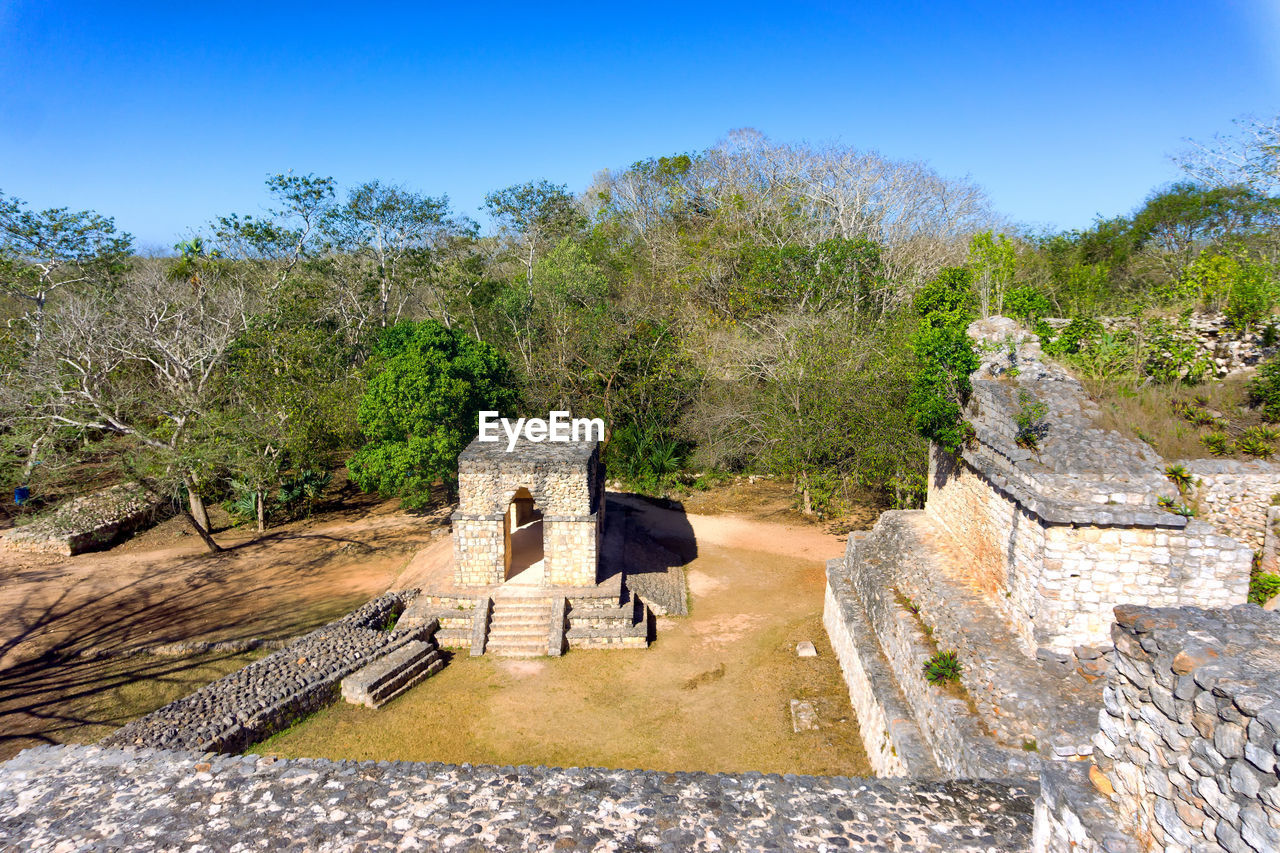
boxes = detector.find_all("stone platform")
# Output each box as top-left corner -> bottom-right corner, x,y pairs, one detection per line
0,745 -> 1038,851
402,499 -> 671,656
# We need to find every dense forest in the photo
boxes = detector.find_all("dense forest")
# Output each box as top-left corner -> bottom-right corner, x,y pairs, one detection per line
2,118 -> 1278,549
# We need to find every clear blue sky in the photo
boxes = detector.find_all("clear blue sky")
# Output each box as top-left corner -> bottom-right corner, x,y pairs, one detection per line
1,1 -> 1277,249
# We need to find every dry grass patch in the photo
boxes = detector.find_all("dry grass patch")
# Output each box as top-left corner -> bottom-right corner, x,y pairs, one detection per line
1082,378 -> 1268,459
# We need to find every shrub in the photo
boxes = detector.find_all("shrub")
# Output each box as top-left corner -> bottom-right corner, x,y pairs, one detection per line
1249,357 -> 1280,422
1043,317 -> 1102,356
1014,391 -> 1049,450
1224,264 -> 1274,332
1201,433 -> 1232,456
1250,572 -> 1280,605
1004,286 -> 1050,321
1164,464 -> 1194,494
923,650 -> 962,685
908,268 -> 979,452
1157,496 -> 1196,517
1236,433 -> 1275,459
349,320 -> 519,507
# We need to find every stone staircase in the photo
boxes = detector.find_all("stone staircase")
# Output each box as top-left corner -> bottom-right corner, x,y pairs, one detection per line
340,617 -> 446,709
399,595 -> 477,649
486,593 -> 557,657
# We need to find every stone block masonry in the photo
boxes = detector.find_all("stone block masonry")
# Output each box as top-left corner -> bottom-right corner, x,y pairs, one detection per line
928,317 -> 1250,653
452,434 -> 604,587
1092,604 -> 1280,852
0,745 -> 1038,851
1180,457 -> 1280,563
102,592 -> 432,753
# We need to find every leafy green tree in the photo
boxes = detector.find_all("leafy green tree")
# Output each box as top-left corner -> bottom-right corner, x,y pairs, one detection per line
484,180 -> 584,290
349,320 -> 519,506
967,231 -> 1016,317
0,190 -> 132,349
908,268 -> 978,451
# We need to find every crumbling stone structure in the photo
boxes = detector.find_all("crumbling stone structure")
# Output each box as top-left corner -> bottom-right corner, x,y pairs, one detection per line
1,483 -> 165,555
928,317 -> 1250,653
452,435 -> 604,587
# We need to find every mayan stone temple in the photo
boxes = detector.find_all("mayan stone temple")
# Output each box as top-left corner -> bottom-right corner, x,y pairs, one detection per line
451,435 -> 605,588
385,432 -> 661,658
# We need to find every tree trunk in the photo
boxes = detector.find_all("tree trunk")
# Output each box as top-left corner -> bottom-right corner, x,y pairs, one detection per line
256,491 -> 266,533
181,506 -> 223,553
183,475 -> 217,552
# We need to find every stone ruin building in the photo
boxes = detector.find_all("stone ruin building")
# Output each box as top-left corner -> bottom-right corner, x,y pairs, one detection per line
390,433 -> 654,658
451,435 -> 605,588
2,318 -> 1279,850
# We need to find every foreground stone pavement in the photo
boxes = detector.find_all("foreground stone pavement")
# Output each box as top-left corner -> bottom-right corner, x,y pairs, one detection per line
0,745 -> 1035,851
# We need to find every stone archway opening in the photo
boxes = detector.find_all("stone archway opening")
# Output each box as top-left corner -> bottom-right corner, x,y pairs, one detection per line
504,487 -> 545,583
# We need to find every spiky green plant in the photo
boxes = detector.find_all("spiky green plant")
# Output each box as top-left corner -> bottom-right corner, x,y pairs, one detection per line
923,650 -> 962,685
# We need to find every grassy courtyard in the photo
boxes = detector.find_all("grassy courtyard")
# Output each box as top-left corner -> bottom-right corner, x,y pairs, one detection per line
254,532 -> 871,776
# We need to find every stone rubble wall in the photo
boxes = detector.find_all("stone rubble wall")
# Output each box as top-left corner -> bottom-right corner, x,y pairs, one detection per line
1041,312 -> 1280,380
0,745 -> 1039,852
1092,604 -> 1280,852
102,592 -> 429,754
927,317 -> 1251,653
1180,458 -> 1280,559
1,483 -> 166,556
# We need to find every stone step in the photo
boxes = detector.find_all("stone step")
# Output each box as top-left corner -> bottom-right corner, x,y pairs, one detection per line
340,640 -> 446,708
435,628 -> 472,648
488,626 -> 546,640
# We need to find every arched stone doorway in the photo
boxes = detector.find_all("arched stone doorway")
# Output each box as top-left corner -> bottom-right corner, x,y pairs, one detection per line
504,487 -> 545,583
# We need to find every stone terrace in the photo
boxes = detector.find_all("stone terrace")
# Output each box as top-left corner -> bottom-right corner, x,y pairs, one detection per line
0,745 -> 1037,852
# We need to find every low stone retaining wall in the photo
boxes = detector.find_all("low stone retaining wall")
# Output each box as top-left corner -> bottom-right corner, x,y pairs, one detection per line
1,483 -> 166,555
823,560 -> 938,778
827,513 -> 1058,779
1180,457 -> 1280,558
0,745 -> 1038,851
102,591 -> 427,753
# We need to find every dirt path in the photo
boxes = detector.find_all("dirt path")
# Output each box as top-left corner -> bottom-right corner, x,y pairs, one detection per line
258,498 -> 870,776
0,499 -> 448,759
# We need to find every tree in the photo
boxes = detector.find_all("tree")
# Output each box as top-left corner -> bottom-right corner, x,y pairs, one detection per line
967,231 -> 1016,317
484,180 -> 584,290
0,191 -> 133,487
348,320 -> 519,507
0,191 -> 132,349
1175,113 -> 1280,195
23,259 -> 254,551
327,181 -> 454,329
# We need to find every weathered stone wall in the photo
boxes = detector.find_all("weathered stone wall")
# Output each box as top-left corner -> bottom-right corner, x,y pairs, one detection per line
102,592 -> 429,754
0,745 -> 1038,851
823,559 -> 936,778
1,483 -> 165,556
1032,763 -> 1140,853
1181,458 -> 1280,558
1041,312 -> 1280,379
1093,604 -> 1280,852
827,514 -> 1059,779
452,436 -> 604,587
927,318 -> 1252,653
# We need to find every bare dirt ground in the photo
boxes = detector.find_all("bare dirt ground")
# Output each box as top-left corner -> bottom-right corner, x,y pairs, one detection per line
0,490 -> 449,759
256,495 -> 873,776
